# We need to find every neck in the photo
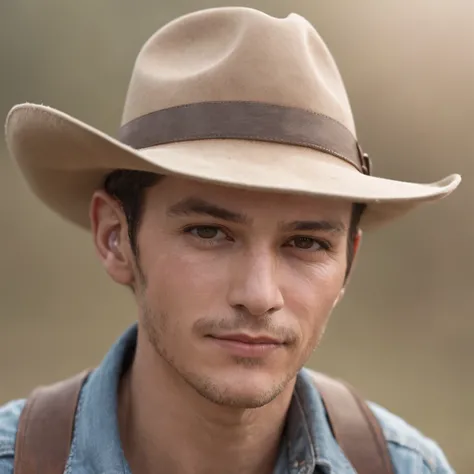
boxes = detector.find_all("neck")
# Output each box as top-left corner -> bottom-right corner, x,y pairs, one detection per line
118,332 -> 295,474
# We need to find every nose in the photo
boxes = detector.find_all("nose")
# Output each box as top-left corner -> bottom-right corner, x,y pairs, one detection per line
227,250 -> 284,317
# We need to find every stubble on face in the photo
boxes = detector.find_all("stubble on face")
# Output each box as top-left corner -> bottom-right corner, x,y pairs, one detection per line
130,178 -> 350,410
140,298 -> 301,408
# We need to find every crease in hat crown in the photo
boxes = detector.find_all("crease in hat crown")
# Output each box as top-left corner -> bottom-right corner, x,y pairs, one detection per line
121,7 -> 356,136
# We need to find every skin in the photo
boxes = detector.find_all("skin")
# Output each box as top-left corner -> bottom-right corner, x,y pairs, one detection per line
90,176 -> 361,474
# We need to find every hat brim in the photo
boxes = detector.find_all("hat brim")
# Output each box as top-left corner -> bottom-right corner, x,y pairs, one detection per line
5,103 -> 461,230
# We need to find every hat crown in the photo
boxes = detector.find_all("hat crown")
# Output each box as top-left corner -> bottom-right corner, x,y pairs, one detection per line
121,7 -> 356,135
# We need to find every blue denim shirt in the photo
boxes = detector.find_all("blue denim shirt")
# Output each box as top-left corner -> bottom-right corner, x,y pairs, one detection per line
0,325 -> 454,473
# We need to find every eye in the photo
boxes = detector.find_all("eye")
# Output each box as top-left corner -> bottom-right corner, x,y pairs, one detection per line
286,236 -> 329,251
186,225 -> 227,241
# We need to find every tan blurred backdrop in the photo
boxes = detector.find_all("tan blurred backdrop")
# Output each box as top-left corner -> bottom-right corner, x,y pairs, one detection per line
0,1 -> 473,472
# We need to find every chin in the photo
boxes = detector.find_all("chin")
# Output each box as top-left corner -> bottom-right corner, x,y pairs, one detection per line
187,368 -> 292,409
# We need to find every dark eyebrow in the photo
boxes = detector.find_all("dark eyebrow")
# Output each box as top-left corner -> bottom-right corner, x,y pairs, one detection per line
166,197 -> 249,224
167,197 -> 346,233
280,220 -> 346,234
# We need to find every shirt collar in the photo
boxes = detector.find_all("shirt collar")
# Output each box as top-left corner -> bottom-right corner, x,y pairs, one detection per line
70,326 -> 136,473
285,368 -> 356,473
69,324 -> 354,474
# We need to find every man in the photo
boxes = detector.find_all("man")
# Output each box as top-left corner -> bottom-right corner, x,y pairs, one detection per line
0,7 -> 461,474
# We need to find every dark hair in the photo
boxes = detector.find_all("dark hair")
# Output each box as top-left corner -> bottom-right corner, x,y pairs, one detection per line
104,170 -> 365,281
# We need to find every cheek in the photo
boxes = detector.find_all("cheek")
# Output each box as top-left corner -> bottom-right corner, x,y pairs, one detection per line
283,260 -> 345,343
139,240 -> 229,317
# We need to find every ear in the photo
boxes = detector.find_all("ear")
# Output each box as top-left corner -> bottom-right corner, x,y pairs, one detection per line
343,228 -> 363,287
332,287 -> 345,309
336,229 -> 363,306
352,229 -> 362,259
89,190 -> 135,286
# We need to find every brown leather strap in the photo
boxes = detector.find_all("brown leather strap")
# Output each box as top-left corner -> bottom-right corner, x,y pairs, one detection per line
310,371 -> 394,474
118,101 -> 372,175
13,370 -> 91,474
12,368 -> 392,474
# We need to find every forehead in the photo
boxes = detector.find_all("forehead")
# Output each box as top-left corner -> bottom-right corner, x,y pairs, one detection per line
145,176 -> 352,223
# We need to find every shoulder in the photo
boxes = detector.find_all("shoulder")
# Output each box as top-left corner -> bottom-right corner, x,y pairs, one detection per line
368,401 -> 454,473
0,398 -> 26,473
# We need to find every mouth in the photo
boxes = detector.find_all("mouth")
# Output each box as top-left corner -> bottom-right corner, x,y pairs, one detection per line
211,334 -> 284,345
206,333 -> 285,358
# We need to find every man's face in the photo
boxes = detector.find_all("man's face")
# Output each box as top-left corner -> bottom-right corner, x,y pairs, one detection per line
115,177 -> 353,408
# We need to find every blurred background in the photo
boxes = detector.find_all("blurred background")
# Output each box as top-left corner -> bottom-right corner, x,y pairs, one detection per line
0,0 -> 472,471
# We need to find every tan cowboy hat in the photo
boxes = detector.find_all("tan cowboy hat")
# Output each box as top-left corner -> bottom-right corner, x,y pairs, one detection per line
4,7 -> 460,230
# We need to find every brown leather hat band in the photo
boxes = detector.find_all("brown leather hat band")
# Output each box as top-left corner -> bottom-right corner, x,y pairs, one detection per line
118,101 -> 371,175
